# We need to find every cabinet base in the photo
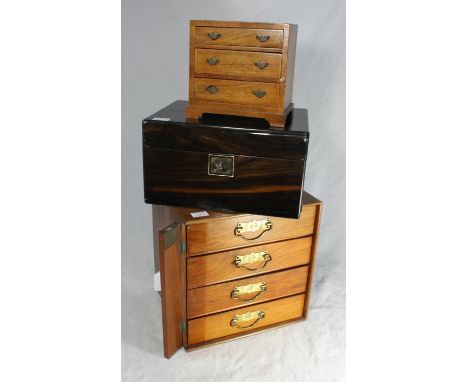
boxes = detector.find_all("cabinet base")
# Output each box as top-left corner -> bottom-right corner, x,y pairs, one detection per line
186,102 -> 293,128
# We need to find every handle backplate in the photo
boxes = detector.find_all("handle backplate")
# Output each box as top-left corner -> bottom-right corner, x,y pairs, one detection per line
256,35 -> 271,43
208,32 -> 221,40
252,90 -> 267,98
234,218 -> 272,240
207,57 -> 219,65
233,251 -> 272,270
230,309 -> 265,329
231,282 -> 267,301
206,85 -> 219,94
254,61 -> 269,70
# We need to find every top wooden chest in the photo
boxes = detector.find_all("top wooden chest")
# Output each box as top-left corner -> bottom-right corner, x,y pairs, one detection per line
186,20 -> 297,127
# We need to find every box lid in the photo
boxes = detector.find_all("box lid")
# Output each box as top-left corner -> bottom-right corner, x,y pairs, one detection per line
143,100 -> 309,161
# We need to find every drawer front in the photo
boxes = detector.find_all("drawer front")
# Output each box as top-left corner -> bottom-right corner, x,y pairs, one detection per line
195,27 -> 283,48
195,49 -> 282,81
188,294 -> 305,345
187,236 -> 312,288
187,204 -> 316,256
187,266 -> 308,318
194,78 -> 279,107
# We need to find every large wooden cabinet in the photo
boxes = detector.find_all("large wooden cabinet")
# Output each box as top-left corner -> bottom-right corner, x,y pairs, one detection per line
153,192 -> 322,358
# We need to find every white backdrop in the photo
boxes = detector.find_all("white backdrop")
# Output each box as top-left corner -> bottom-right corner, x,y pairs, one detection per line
122,1 -> 345,380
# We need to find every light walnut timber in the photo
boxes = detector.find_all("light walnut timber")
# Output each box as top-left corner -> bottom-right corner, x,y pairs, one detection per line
187,266 -> 309,318
186,20 -> 298,127
186,236 -> 312,288
153,192 -> 322,358
188,294 -> 305,345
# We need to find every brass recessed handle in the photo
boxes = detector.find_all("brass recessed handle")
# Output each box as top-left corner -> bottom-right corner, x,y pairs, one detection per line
231,282 -> 267,301
206,85 -> 219,94
207,57 -> 219,65
254,61 -> 269,70
207,32 -> 221,40
256,35 -> 270,43
234,218 -> 272,240
252,90 -> 266,98
230,309 -> 265,329
233,251 -> 272,270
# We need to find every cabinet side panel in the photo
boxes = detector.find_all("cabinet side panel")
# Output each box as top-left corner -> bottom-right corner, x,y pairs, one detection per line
303,202 -> 323,317
284,24 -> 297,108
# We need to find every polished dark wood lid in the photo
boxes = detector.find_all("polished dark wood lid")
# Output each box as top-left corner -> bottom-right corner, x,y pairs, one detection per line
143,100 -> 309,161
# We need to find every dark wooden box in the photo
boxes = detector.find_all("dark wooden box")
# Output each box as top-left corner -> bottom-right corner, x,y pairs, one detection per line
142,100 -> 309,218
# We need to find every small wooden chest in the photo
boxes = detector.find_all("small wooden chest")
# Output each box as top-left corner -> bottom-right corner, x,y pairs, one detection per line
186,20 -> 297,127
154,191 -> 322,358
143,100 -> 310,218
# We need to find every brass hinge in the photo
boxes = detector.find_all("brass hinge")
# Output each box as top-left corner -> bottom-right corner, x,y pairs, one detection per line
162,222 -> 178,248
178,240 -> 186,254
180,320 -> 187,333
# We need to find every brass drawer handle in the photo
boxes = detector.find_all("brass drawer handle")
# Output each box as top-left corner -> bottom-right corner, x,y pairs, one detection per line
254,61 -> 269,70
206,85 -> 219,94
256,35 -> 270,43
207,57 -> 219,65
231,282 -> 267,301
234,218 -> 272,240
252,90 -> 266,98
207,32 -> 221,40
233,251 -> 272,270
230,309 -> 265,329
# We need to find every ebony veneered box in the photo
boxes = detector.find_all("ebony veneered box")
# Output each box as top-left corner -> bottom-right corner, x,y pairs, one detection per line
142,100 -> 309,218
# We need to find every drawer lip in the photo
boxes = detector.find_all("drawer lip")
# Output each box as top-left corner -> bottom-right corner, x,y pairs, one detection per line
193,78 -> 279,108
186,204 -> 317,256
194,26 -> 284,48
194,48 -> 282,83
186,236 -> 313,289
186,234 -> 312,258
187,293 -> 305,345
186,265 -> 309,319
185,316 -> 305,350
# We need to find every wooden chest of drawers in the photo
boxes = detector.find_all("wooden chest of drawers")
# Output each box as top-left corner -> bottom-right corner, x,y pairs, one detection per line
186,20 -> 298,127
153,192 -> 322,358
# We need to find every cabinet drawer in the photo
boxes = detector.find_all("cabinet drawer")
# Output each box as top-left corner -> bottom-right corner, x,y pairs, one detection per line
188,293 -> 305,345
187,266 -> 308,318
194,78 -> 279,107
195,27 -> 283,48
195,49 -> 282,82
186,204 -> 316,256
187,236 -> 312,288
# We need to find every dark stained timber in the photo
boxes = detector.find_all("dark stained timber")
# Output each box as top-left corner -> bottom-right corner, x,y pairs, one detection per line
143,100 -> 309,218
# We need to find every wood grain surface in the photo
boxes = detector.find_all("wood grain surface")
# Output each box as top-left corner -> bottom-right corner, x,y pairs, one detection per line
193,78 -> 279,107
195,27 -> 283,48
187,265 -> 309,318
186,203 -> 316,255
187,294 -> 305,345
187,236 -> 312,288
187,21 -> 297,127
195,49 -> 282,82
144,147 -> 305,219
159,224 -> 183,358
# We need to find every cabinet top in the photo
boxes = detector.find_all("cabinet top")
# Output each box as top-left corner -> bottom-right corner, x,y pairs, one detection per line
143,100 -> 308,134
190,20 -> 297,30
